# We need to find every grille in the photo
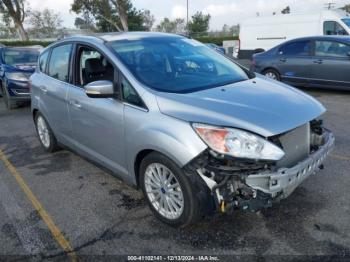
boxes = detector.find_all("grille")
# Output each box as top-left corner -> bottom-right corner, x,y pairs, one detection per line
276,123 -> 310,168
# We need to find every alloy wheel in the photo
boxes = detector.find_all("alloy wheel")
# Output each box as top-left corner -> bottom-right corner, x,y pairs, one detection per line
144,163 -> 184,220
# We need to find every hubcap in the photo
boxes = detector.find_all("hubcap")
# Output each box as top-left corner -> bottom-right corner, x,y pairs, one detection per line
265,71 -> 277,80
144,163 -> 184,220
37,116 -> 50,148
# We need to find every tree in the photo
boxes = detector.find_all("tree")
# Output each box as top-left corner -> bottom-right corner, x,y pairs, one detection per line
281,6 -> 290,14
187,11 -> 210,37
341,4 -> 350,13
71,0 -> 151,32
75,16 -> 96,31
156,18 -> 185,34
141,9 -> 154,31
0,0 -> 28,40
29,9 -> 62,38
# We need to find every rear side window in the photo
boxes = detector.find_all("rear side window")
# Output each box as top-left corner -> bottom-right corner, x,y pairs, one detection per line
280,41 -> 310,56
315,40 -> 350,57
39,51 -> 49,73
48,44 -> 72,82
324,21 -> 348,35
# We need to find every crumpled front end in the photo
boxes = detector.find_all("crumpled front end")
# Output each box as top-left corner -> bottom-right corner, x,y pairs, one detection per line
186,119 -> 335,214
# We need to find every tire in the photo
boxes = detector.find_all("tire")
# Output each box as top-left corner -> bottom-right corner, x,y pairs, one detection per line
140,152 -> 205,227
34,112 -> 60,153
2,86 -> 17,110
263,69 -> 280,81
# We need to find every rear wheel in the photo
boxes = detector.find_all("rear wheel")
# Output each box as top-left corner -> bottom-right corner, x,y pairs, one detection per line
34,112 -> 60,152
140,152 -> 203,227
263,69 -> 280,81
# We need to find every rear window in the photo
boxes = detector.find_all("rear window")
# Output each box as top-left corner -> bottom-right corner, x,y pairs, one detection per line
280,41 -> 310,56
39,51 -> 49,73
48,44 -> 72,82
3,48 -> 39,66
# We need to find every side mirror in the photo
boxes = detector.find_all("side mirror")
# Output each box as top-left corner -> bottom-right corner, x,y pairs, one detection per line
85,80 -> 114,98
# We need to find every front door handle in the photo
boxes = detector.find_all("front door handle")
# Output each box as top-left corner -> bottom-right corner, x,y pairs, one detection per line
313,59 -> 323,64
69,100 -> 82,109
280,58 -> 287,62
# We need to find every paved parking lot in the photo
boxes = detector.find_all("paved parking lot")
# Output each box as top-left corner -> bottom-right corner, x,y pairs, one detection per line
0,88 -> 349,261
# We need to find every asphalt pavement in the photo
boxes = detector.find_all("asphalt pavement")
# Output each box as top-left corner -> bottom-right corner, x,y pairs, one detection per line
0,88 -> 349,261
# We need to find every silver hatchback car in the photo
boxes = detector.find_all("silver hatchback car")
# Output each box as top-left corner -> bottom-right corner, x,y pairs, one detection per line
31,32 -> 334,227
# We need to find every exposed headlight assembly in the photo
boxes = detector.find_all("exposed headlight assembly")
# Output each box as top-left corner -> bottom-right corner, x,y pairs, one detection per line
6,72 -> 30,81
193,123 -> 285,161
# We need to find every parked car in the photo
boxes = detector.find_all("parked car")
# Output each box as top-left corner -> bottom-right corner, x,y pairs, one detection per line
205,43 -> 226,54
251,36 -> 350,90
0,46 -> 41,109
238,9 -> 350,59
31,32 -> 334,227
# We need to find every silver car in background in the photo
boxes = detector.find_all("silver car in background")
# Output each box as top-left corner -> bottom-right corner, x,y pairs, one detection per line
30,32 -> 334,227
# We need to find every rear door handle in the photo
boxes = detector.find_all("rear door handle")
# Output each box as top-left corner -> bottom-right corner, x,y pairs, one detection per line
280,58 -> 287,62
69,100 -> 82,109
40,86 -> 48,93
313,59 -> 323,64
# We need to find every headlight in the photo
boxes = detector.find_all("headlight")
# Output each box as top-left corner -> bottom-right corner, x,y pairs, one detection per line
193,123 -> 285,161
6,72 -> 30,81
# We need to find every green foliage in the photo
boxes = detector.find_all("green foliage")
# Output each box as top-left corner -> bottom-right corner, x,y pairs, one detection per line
194,36 -> 238,46
156,18 -> 186,34
341,4 -> 350,13
71,0 -> 152,32
187,11 -> 211,37
0,40 -> 53,47
0,36 -> 238,48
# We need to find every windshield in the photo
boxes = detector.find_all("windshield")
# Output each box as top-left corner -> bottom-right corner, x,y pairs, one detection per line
109,36 -> 248,93
342,18 -> 350,28
3,48 -> 40,66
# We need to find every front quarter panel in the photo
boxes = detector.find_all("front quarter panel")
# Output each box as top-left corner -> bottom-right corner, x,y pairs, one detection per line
124,99 -> 207,185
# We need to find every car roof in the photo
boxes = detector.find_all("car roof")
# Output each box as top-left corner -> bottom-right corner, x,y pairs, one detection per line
287,35 -> 350,43
61,32 -> 185,44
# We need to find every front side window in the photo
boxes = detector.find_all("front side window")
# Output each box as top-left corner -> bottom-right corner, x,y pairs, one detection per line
280,41 -> 310,56
315,40 -> 350,57
39,51 -> 49,73
48,44 -> 72,82
324,21 -> 348,35
108,36 -> 248,93
121,75 -> 144,108
77,46 -> 114,86
2,48 -> 39,66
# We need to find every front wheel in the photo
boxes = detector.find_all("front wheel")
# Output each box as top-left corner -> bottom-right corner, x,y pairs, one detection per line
263,69 -> 280,81
140,152 -> 204,227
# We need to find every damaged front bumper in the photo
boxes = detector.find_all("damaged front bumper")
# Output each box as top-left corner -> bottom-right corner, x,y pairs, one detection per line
245,130 -> 335,200
194,129 -> 335,214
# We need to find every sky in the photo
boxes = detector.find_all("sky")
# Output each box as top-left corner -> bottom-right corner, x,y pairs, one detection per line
29,0 -> 350,30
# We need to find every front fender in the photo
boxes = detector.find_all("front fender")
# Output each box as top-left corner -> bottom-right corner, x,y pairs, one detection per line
124,105 -> 207,184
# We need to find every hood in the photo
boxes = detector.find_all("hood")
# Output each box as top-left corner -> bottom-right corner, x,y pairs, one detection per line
155,76 -> 325,137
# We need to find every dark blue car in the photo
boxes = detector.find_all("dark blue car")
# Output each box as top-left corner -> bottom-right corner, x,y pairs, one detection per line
251,36 -> 350,90
0,47 -> 41,109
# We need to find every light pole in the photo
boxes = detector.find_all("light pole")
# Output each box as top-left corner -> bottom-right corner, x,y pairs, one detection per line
186,0 -> 189,35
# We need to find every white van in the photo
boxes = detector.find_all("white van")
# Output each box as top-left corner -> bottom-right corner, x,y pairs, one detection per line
237,9 -> 350,58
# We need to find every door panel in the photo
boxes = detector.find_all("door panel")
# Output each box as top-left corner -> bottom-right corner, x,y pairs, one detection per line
277,40 -> 313,85
310,40 -> 350,88
67,86 -> 127,176
41,44 -> 73,143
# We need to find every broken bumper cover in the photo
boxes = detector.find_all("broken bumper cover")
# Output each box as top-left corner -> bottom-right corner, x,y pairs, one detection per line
245,130 -> 335,200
